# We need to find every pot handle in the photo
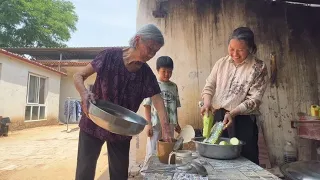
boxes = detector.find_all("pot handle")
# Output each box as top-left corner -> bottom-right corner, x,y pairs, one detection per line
168,152 -> 176,165
191,152 -> 198,159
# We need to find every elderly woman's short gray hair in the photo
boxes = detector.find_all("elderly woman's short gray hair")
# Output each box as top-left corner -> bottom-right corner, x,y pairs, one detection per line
129,24 -> 164,48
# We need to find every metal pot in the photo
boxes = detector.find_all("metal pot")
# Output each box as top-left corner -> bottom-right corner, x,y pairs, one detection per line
88,100 -> 148,136
192,137 -> 245,160
280,161 -> 320,180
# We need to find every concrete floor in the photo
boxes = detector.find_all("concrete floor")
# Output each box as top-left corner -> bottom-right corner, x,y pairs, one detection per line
0,124 -> 142,180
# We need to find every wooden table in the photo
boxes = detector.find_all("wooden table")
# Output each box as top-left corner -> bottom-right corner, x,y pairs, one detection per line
141,154 -> 280,180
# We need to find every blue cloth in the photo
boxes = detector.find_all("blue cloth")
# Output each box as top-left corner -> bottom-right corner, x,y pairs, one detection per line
75,100 -> 82,121
64,99 -> 82,123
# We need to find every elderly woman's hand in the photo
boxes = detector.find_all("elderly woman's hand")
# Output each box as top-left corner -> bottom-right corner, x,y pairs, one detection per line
151,94 -> 173,142
80,90 -> 96,116
161,123 -> 173,142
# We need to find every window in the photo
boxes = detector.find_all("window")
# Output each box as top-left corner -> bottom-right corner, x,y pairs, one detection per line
25,74 -> 47,121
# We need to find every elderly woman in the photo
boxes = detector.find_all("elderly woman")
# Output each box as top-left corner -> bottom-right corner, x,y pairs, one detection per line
73,24 -> 173,180
201,27 -> 268,164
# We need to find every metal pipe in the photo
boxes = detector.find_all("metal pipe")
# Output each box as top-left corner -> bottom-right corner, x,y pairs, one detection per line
285,1 -> 320,7
59,53 -> 62,71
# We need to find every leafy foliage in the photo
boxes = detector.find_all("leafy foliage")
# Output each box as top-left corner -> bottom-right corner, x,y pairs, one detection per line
0,0 -> 78,47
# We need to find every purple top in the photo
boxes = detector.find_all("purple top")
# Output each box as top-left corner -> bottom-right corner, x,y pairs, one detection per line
79,47 -> 161,142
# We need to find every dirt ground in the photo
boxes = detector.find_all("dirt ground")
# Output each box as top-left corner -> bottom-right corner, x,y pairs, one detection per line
0,124 -> 141,180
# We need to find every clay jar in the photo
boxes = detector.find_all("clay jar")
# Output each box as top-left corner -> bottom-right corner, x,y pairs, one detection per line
157,139 -> 177,164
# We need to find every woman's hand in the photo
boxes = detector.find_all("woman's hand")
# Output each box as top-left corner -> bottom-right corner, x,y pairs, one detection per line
200,95 -> 216,116
223,112 -> 233,130
200,104 -> 216,116
80,90 -> 96,116
151,94 -> 173,143
161,123 -> 173,142
73,63 -> 96,116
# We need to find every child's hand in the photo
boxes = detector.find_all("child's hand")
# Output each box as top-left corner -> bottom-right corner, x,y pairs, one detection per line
175,124 -> 181,134
146,124 -> 153,137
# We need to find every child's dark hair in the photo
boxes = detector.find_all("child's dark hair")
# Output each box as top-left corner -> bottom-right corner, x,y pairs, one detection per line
156,56 -> 174,71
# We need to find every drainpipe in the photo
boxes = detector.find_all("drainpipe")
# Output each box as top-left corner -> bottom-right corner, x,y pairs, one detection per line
59,53 -> 62,71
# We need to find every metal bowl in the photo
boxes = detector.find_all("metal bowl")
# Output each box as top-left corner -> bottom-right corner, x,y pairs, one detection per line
192,137 -> 245,160
280,161 -> 320,180
88,100 -> 148,136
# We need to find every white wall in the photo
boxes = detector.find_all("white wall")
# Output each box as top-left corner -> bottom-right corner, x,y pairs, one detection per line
0,54 -> 61,130
59,67 -> 96,123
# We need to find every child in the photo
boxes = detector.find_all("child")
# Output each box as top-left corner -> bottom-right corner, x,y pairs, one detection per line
143,56 -> 181,160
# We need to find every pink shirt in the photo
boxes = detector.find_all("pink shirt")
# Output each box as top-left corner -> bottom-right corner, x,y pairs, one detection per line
202,55 -> 268,115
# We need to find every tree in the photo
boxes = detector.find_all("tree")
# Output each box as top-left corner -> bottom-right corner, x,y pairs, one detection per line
0,0 -> 78,47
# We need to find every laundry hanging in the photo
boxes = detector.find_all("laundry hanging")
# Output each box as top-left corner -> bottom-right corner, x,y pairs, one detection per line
63,98 -> 82,124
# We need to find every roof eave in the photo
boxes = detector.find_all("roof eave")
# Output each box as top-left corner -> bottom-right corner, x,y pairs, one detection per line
0,49 -> 67,76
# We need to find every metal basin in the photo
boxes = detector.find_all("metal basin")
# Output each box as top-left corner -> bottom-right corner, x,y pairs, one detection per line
192,137 -> 245,160
280,161 -> 320,180
88,100 -> 148,136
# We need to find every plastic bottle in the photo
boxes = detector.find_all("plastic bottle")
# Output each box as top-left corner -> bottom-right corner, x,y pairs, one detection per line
206,122 -> 224,144
283,141 -> 297,163
310,105 -> 319,117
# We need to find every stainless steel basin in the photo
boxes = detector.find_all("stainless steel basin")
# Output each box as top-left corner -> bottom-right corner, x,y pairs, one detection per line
193,137 -> 245,160
88,100 -> 148,136
280,161 -> 320,180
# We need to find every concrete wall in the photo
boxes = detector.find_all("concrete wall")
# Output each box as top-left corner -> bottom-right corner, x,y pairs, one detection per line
136,0 -> 320,165
0,54 -> 62,130
58,67 -> 96,123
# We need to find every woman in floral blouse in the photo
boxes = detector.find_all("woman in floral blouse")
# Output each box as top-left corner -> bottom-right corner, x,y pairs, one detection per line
201,27 -> 268,164
73,24 -> 173,180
